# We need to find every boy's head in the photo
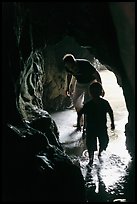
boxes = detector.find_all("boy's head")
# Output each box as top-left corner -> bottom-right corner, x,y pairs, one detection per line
89,82 -> 104,97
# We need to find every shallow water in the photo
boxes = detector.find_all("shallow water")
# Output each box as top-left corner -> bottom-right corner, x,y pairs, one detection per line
52,69 -> 132,202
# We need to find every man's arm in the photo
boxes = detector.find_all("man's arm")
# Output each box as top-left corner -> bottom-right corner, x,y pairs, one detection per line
76,108 -> 84,131
66,73 -> 72,96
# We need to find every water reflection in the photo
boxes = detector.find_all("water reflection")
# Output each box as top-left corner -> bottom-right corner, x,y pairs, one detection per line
78,145 -> 131,202
60,129 -> 131,201
52,69 -> 132,202
84,161 -> 108,202
52,111 -> 131,201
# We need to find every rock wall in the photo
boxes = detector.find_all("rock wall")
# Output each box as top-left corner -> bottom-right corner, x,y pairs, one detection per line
2,2 -> 135,202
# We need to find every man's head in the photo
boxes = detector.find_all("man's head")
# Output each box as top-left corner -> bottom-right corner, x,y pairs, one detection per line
63,54 -> 76,71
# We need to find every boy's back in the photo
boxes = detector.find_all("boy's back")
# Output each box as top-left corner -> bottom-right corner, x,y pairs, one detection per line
81,97 -> 113,132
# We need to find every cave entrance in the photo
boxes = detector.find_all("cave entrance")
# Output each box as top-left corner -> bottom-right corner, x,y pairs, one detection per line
99,68 -> 130,157
52,67 -> 130,161
52,67 -> 132,200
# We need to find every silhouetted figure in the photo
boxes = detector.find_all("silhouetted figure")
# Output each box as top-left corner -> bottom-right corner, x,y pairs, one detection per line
76,82 -> 115,166
63,54 -> 103,127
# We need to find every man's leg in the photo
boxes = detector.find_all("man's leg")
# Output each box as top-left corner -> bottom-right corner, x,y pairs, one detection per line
87,150 -> 94,166
72,82 -> 84,126
82,84 -> 91,130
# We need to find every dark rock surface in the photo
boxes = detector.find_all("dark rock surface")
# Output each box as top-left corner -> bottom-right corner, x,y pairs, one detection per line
2,2 -> 135,202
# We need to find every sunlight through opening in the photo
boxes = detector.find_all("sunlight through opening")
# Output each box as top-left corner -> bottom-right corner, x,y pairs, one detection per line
52,67 -> 132,194
80,68 -> 131,192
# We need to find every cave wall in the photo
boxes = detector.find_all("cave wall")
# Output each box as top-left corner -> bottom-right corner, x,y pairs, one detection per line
2,2 -> 135,201
109,2 -> 135,95
1,2 -> 135,202
2,3 -> 87,202
13,2 -> 134,158
3,1 -> 135,158
108,2 -> 135,157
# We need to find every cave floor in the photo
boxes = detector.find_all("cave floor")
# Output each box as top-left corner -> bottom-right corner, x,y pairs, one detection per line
51,69 -> 132,202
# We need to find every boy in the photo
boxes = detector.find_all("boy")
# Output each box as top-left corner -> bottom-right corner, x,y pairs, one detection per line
76,82 -> 115,166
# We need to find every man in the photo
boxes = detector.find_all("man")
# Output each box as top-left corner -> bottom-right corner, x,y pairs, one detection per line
63,53 -> 103,127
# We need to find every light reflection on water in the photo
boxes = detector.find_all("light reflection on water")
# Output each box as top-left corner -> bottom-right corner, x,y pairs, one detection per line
79,150 -> 131,189
52,69 -> 132,201
78,126 -> 131,196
